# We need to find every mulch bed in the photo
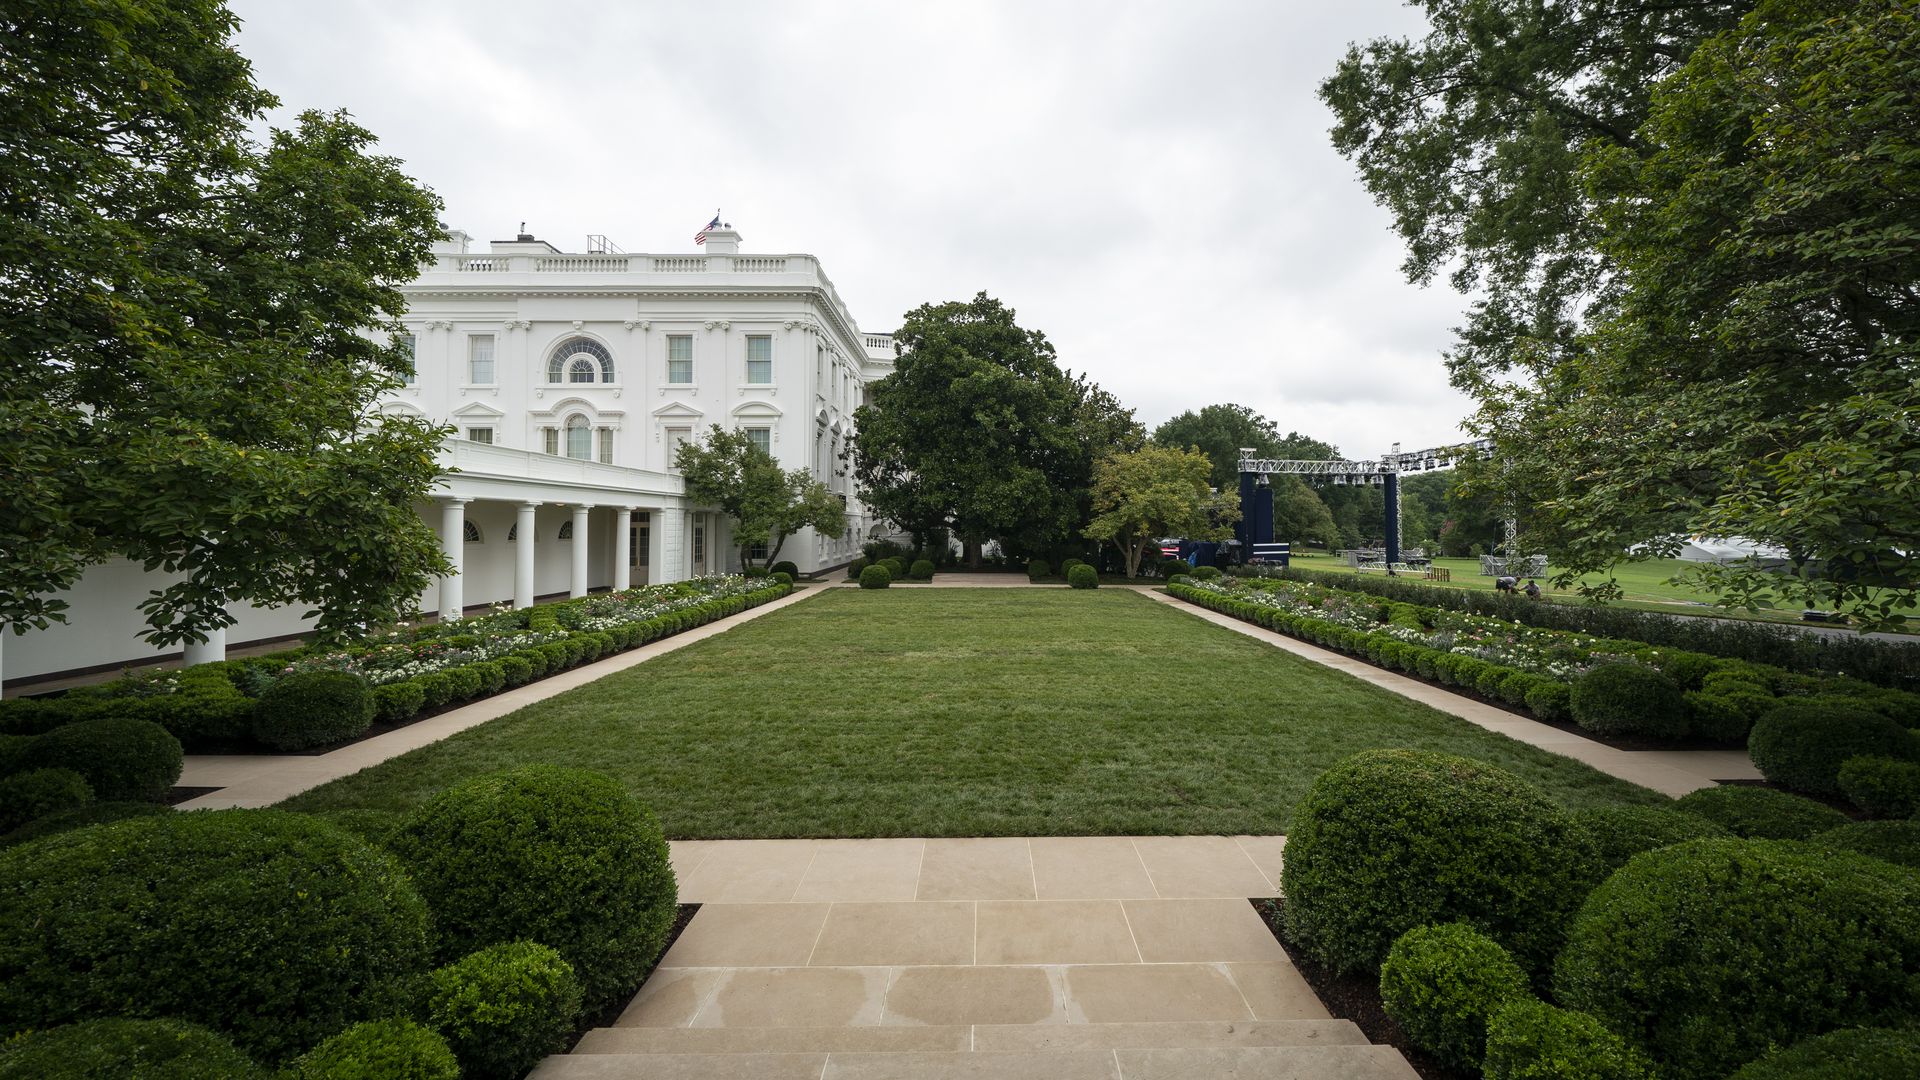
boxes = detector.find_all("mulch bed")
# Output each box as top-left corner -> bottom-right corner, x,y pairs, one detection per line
567,903 -> 701,1046
164,786 -> 222,805
1250,897 -> 1468,1080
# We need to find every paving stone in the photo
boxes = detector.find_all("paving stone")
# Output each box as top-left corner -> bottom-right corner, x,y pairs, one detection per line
1129,837 -> 1274,899
1114,1044 -> 1421,1079
1120,899 -> 1290,963
1028,838 -> 1156,900
808,902 -> 974,967
881,966 -> 1067,1027
916,838 -> 1036,901
794,839 -> 926,902
657,903 -> 830,968
970,1019 -> 1367,1052
974,900 -> 1140,965
692,967 -> 889,1028
1063,963 -> 1253,1024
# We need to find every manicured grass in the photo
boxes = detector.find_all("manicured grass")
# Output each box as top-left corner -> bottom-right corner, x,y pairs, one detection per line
282,589 -> 1666,837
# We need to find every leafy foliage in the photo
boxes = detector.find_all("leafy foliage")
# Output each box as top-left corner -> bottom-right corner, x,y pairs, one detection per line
1673,784 -> 1849,840
0,809 -> 432,1062
1726,1026 -> 1920,1080
425,941 -> 583,1080
852,293 -> 1140,563
251,671 -> 377,752
1378,922 -> 1532,1072
1749,700 -> 1919,796
281,1019 -> 457,1080
1569,805 -> 1731,872
18,717 -> 182,801
1,1 -> 451,646
675,425 -> 844,568
0,1018 -> 262,1080
1482,999 -> 1658,1080
1083,445 -> 1238,578
1555,838 -> 1920,1080
1838,756 -> 1920,819
0,769 -> 91,833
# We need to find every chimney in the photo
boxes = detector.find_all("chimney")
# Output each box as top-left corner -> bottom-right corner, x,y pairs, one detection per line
702,223 -> 742,255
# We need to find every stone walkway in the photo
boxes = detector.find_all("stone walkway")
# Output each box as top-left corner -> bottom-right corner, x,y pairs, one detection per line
531,836 -> 1417,1079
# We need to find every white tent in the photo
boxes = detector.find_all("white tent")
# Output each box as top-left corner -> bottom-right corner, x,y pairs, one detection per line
1673,536 -> 1791,566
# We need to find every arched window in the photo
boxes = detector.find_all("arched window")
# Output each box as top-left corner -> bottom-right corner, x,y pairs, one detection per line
565,415 -> 592,460
546,337 -> 614,383
557,521 -> 574,541
506,523 -> 518,542
463,520 -> 482,543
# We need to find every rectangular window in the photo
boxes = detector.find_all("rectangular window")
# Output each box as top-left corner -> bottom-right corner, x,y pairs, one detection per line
748,540 -> 769,563
400,333 -> 417,384
692,524 -> 706,572
746,335 -> 772,384
745,426 -> 772,457
543,427 -> 559,456
667,335 -> 693,384
816,346 -> 824,390
465,426 -> 494,445
666,426 -> 691,471
597,428 -> 613,464
467,334 -> 495,385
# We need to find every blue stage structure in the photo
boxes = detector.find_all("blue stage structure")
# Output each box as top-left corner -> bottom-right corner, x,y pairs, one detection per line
1236,441 -> 1494,568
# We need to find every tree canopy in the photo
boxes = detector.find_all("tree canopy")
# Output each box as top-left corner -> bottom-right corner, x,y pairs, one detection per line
852,293 -> 1141,563
2,0 -> 450,645
675,425 -> 846,569
1150,404 -> 1335,489
1083,446 -> 1239,578
1472,0 -> 1920,624
1320,0 -> 1751,388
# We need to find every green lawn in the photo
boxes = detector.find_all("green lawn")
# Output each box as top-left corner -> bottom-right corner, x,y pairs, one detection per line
1289,553 -> 1915,630
282,589 -> 1666,837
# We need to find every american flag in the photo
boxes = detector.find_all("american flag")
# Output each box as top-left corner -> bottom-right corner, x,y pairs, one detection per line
694,213 -> 720,245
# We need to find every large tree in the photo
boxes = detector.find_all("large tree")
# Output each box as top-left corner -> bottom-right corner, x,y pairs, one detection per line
2,0 -> 450,646
852,293 -> 1141,564
675,426 -> 846,569
1150,404 -> 1334,489
1475,0 -> 1920,624
1084,446 -> 1239,579
1320,0 -> 1751,390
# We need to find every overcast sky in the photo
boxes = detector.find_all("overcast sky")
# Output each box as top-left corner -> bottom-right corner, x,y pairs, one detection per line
229,0 -> 1471,459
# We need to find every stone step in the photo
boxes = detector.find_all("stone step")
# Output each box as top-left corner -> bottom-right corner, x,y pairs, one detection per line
529,1044 -> 1420,1079
575,1019 -> 1367,1056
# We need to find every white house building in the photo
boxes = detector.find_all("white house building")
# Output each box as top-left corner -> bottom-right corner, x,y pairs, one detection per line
2,225 -> 898,689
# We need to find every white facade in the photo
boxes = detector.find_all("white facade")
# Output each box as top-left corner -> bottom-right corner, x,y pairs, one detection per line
3,226 -> 897,688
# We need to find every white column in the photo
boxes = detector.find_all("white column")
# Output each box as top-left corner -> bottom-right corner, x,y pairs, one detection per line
570,504 -> 592,598
657,507 -> 685,584
439,498 -> 467,621
182,626 -> 227,666
613,507 -> 633,591
515,502 -> 537,609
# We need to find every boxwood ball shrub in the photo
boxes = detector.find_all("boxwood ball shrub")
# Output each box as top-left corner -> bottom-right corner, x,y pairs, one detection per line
415,671 -> 454,708
386,765 -> 676,1016
1026,558 -> 1050,582
0,809 -> 432,1062
20,716 -> 182,801
1839,755 -> 1920,818
282,1018 -> 457,1080
1482,999 -> 1657,1080
0,1018 -> 262,1080
0,800 -> 169,848
1068,563 -> 1099,589
1570,805 -> 1731,872
1673,784 -> 1850,840
771,571 -> 793,586
443,665 -> 484,700
1569,662 -> 1688,739
859,564 -> 891,589
1683,690 -> 1754,743
847,556 -> 869,579
1726,1027 -> 1920,1080
909,558 -> 935,580
1554,839 -> 1920,1080
1190,565 -> 1222,581
1749,699 -> 1919,796
1378,922 -> 1532,1072
250,671 -> 377,751
1524,680 -> 1574,722
373,680 -> 426,723
1280,749 -> 1604,976
0,768 -> 92,833
771,560 -> 798,577
497,654 -> 535,688
1816,820 -> 1920,869
426,941 -> 583,1080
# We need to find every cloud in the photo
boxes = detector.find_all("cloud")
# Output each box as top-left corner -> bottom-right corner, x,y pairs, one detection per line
229,0 -> 1472,456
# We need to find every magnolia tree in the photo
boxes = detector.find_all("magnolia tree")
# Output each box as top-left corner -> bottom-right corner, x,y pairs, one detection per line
1084,446 -> 1240,578
675,426 -> 846,569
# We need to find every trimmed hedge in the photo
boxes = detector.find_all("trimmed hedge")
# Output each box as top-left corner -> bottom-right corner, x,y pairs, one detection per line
1027,558 -> 1050,582
1816,820 -> 1920,869
1067,564 -> 1099,589
0,768 -> 92,833
426,941 -> 583,1080
251,671 -> 376,751
17,716 -> 182,802
1280,750 -> 1604,976
848,556 -> 870,579
0,809 -> 432,1062
1482,999 -> 1657,1080
1378,923 -> 1531,1072
0,800 -> 169,848
859,565 -> 891,589
1726,1027 -> 1920,1079
1554,838 -> 1920,1080
1839,755 -> 1920,819
387,766 -> 676,1016
0,1018 -> 262,1080
373,680 -> 426,723
770,561 -> 798,577
772,571 -> 793,586
282,1018 -> 458,1080
1749,699 -> 1919,796
1569,805 -> 1731,871
1672,784 -> 1849,840
1570,663 -> 1688,739
908,559 -> 935,580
